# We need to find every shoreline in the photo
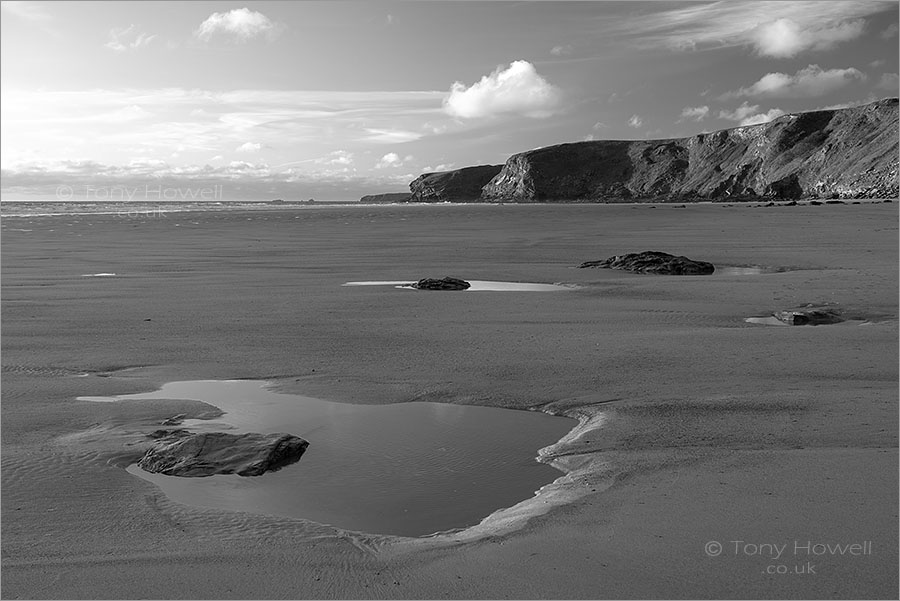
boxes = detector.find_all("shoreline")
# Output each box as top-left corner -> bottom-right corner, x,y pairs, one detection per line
1,197 -> 893,218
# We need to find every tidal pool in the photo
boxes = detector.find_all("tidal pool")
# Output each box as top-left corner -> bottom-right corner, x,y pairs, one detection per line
714,266 -> 793,276
343,280 -> 574,291
84,380 -> 575,537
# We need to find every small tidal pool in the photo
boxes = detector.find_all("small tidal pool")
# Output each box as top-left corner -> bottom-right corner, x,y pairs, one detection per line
84,380 -> 575,537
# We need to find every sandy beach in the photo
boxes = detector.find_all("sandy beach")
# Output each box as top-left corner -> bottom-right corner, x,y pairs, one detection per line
1,202 -> 897,599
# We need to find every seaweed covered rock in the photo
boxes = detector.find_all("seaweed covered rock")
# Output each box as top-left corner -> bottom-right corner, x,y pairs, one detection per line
410,277 -> 472,290
578,251 -> 715,275
139,431 -> 309,477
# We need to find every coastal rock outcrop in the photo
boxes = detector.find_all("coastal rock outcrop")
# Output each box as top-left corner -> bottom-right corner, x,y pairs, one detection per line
410,277 -> 471,290
138,431 -> 309,477
404,98 -> 897,202
774,305 -> 845,326
408,165 -> 503,202
359,192 -> 412,203
579,251 -> 715,275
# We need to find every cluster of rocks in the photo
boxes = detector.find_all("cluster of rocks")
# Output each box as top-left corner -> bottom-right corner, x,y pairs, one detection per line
139,431 -> 309,477
409,277 -> 471,290
578,251 -> 716,275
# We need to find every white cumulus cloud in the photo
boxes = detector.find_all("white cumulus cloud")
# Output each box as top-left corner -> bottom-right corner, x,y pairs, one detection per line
376,153 -> 413,169
723,65 -> 866,99
738,109 -> 787,126
679,105 -> 710,122
628,114 -> 643,128
443,60 -> 563,119
750,17 -> 864,58
194,8 -> 279,42
236,142 -> 261,153
719,102 -> 786,126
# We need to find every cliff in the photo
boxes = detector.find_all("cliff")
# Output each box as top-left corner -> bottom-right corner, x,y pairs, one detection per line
412,98 -> 899,202
359,192 -> 411,203
408,165 -> 503,202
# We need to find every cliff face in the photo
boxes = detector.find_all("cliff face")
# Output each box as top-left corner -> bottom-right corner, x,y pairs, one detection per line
359,192 -> 411,203
461,98 -> 897,202
408,165 -> 503,202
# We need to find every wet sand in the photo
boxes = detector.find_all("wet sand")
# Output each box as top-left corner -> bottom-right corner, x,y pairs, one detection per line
2,202 -> 898,599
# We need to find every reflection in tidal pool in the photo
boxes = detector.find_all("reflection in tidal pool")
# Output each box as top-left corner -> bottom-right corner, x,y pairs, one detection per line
85,380 -> 575,537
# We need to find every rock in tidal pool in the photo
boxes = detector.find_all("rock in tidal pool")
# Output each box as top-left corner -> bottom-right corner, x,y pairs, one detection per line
773,305 -> 845,326
138,431 -> 309,477
578,251 -> 715,275
410,277 -> 472,290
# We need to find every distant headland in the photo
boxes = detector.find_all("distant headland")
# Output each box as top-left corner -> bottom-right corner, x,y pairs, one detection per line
362,98 -> 899,203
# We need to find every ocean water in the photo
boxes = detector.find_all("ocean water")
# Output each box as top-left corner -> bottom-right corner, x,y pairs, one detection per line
84,380 -> 575,537
0,200 -> 363,218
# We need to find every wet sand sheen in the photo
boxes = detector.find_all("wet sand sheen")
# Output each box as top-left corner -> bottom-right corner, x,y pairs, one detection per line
85,380 -> 575,537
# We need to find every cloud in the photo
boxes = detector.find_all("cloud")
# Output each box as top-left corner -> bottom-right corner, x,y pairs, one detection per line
877,73 -> 899,91
105,25 -> 157,52
628,114 -> 643,128
0,1 -> 51,21
881,23 -> 899,38
594,1 -> 889,57
719,102 -> 785,126
719,102 -> 763,121
550,44 -> 573,56
0,158 -> 415,201
236,142 -> 261,153
592,121 -> 608,130
317,150 -> 354,165
376,153 -> 413,168
1,87 -> 445,169
750,17 -> 864,58
443,60 -> 563,119
107,105 -> 151,122
722,65 -> 866,99
194,8 -> 279,42
362,128 -> 423,144
738,109 -> 787,126
679,105 -> 709,122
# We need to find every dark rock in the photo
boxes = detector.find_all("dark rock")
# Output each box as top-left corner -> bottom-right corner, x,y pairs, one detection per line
138,432 -> 309,477
423,98 -> 898,203
774,305 -> 845,326
161,414 -> 186,426
810,200 -> 823,205
825,200 -> 846,204
578,251 -> 715,275
410,277 -> 471,290
884,199 -> 894,203
408,165 -> 503,202
359,192 -> 412,203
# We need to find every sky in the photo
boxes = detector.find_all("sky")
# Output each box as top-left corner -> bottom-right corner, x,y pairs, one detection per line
1,0 -> 898,201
